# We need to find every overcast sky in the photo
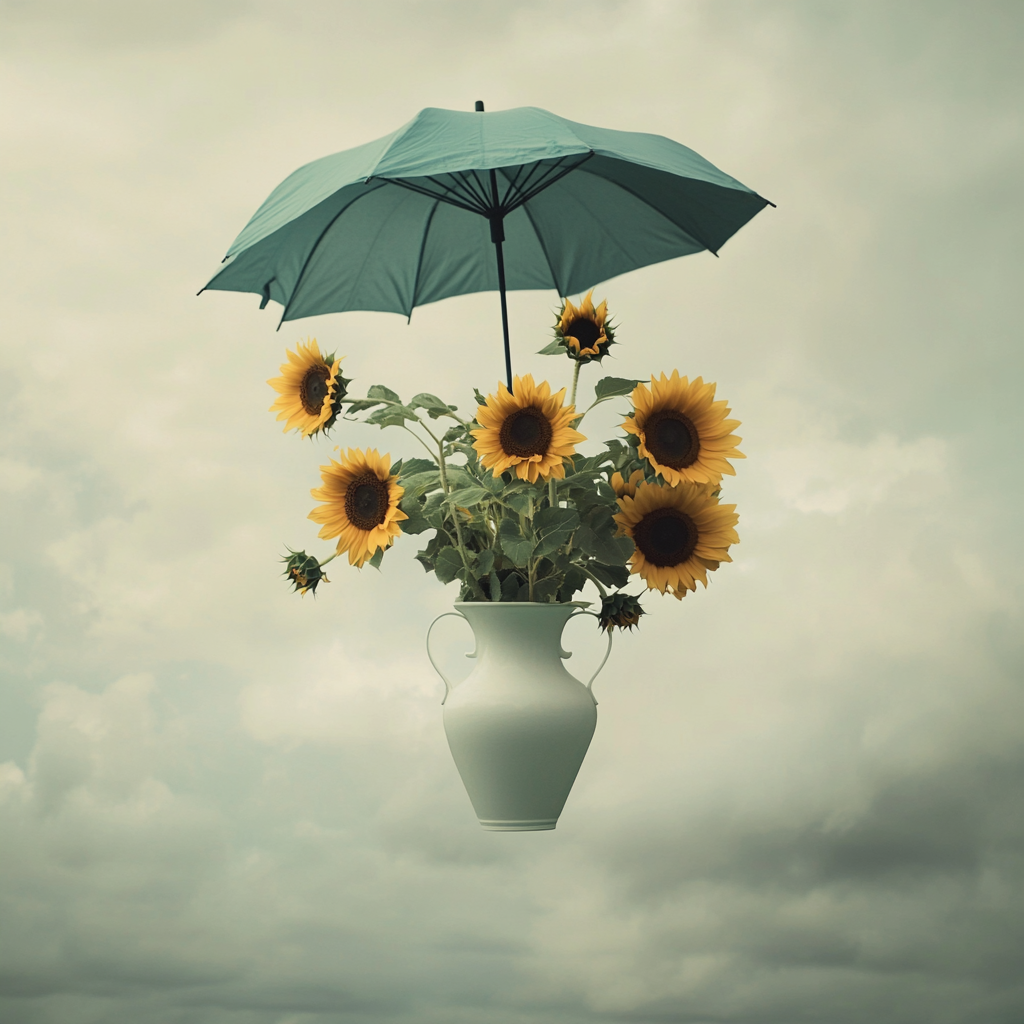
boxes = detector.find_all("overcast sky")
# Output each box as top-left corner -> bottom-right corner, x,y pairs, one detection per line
2,2 -> 1023,1022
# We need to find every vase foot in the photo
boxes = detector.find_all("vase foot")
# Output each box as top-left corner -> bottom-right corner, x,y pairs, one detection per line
479,818 -> 558,831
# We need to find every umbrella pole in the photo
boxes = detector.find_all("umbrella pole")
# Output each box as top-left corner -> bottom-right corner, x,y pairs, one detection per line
493,237 -> 513,393
488,164 -> 513,394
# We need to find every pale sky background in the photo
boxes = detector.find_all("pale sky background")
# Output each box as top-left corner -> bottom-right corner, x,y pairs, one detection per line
2,2 -> 1023,1023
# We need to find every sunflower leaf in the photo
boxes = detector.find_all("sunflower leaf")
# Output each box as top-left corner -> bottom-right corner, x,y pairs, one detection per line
488,572 -> 502,602
473,388 -> 488,406
532,507 -> 580,559
503,490 -> 536,516
367,548 -> 385,570
399,458 -> 438,476
537,339 -> 565,356
498,518 -> 535,567
447,486 -> 491,508
367,384 -> 401,403
500,572 -> 522,601
594,377 -> 641,401
343,398 -> 385,413
365,403 -> 419,427
585,560 -> 631,588
409,393 -> 451,419
433,547 -> 464,585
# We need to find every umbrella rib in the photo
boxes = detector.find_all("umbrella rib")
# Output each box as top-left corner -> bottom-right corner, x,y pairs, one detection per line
275,182 -> 388,328
450,170 -> 491,211
408,198 -> 441,316
507,154 -> 595,212
383,176 -> 484,215
519,202 -> 563,298
574,165 -> 722,255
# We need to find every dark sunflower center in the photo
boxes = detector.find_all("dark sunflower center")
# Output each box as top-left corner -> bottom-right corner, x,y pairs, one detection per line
644,410 -> 700,469
499,406 -> 553,459
344,474 -> 389,531
633,508 -> 698,568
564,316 -> 602,349
300,364 -> 331,416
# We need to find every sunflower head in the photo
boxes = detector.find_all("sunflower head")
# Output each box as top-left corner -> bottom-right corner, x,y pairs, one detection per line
268,338 -> 350,437
470,374 -> 586,483
598,592 -> 645,632
308,448 -> 408,567
613,480 -> 739,600
281,549 -> 329,596
623,371 -> 744,486
553,290 -> 616,362
610,468 -> 646,499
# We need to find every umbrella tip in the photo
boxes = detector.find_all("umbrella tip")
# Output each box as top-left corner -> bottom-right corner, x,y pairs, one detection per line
475,100 -> 484,112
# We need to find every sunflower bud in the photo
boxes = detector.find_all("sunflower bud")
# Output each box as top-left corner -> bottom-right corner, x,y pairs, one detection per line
598,592 -> 644,632
282,549 -> 330,596
552,290 -> 616,362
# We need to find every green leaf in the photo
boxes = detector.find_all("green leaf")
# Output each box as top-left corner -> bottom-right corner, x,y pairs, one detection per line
433,547 -> 464,585
488,572 -> 502,602
400,458 -> 438,476
504,490 -> 535,516
365,403 -> 419,427
500,572 -> 522,601
532,506 -> 580,559
473,388 -> 488,406
367,384 -> 401,403
594,377 -> 641,401
477,549 -> 495,576
343,398 -> 384,413
586,560 -> 631,588
498,518 -> 535,567
399,471 -> 442,498
368,548 -> 385,570
409,392 -> 451,418
447,486 -> 491,508
537,339 -> 565,356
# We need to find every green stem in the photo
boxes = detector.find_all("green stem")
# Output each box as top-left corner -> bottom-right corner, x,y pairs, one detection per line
580,565 -> 609,599
569,359 -> 582,409
548,476 -> 557,509
436,436 -> 486,601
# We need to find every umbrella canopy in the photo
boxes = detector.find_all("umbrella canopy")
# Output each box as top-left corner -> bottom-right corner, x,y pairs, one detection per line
201,105 -> 771,383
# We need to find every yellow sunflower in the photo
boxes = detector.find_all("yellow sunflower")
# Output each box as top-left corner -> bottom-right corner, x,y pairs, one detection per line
610,468 -> 645,499
268,339 -> 347,437
623,371 -> 744,486
471,374 -> 585,483
308,448 -> 407,567
613,480 -> 739,600
554,290 -> 615,361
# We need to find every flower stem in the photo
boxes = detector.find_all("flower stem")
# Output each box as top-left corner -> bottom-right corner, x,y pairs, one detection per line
569,360 -> 582,409
580,565 -> 609,599
435,436 -> 486,601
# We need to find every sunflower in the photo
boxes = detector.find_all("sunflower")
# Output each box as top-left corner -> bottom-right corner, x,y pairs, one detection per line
623,371 -> 744,486
471,374 -> 585,483
613,480 -> 739,600
610,468 -> 645,499
268,339 -> 348,437
308,448 -> 407,567
553,290 -> 615,361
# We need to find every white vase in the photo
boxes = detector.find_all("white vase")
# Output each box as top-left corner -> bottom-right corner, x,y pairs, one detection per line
426,601 -> 612,831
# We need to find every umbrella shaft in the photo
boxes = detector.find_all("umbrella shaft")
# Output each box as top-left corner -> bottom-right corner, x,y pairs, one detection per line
493,237 -> 513,393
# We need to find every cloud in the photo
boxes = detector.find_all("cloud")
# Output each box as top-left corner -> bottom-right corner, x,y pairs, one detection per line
1,1 -> 1023,1022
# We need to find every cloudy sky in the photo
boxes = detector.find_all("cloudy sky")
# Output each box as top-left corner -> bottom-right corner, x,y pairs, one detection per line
2,2 -> 1023,1022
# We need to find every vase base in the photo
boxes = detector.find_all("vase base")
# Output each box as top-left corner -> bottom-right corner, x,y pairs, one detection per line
479,818 -> 558,831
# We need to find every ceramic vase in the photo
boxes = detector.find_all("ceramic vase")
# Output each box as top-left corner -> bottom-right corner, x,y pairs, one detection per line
426,601 -> 612,831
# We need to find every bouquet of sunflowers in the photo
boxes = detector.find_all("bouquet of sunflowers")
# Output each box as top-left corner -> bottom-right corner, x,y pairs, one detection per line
270,293 -> 743,632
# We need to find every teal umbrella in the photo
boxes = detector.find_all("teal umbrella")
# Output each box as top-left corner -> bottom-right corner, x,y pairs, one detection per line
201,103 -> 771,388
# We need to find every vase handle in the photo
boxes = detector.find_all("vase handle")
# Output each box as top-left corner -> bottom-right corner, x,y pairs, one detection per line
565,610 -> 613,702
425,610 -> 469,706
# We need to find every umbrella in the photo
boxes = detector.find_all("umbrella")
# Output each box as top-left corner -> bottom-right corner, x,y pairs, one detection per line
200,103 -> 772,388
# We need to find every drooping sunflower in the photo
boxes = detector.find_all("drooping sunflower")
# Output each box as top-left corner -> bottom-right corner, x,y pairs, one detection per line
613,480 -> 739,600
623,371 -> 744,486
268,339 -> 349,437
308,448 -> 407,567
471,374 -> 585,483
553,290 -> 616,361
610,468 -> 645,499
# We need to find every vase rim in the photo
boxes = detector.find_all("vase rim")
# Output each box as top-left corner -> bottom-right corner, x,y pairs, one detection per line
452,600 -> 591,609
